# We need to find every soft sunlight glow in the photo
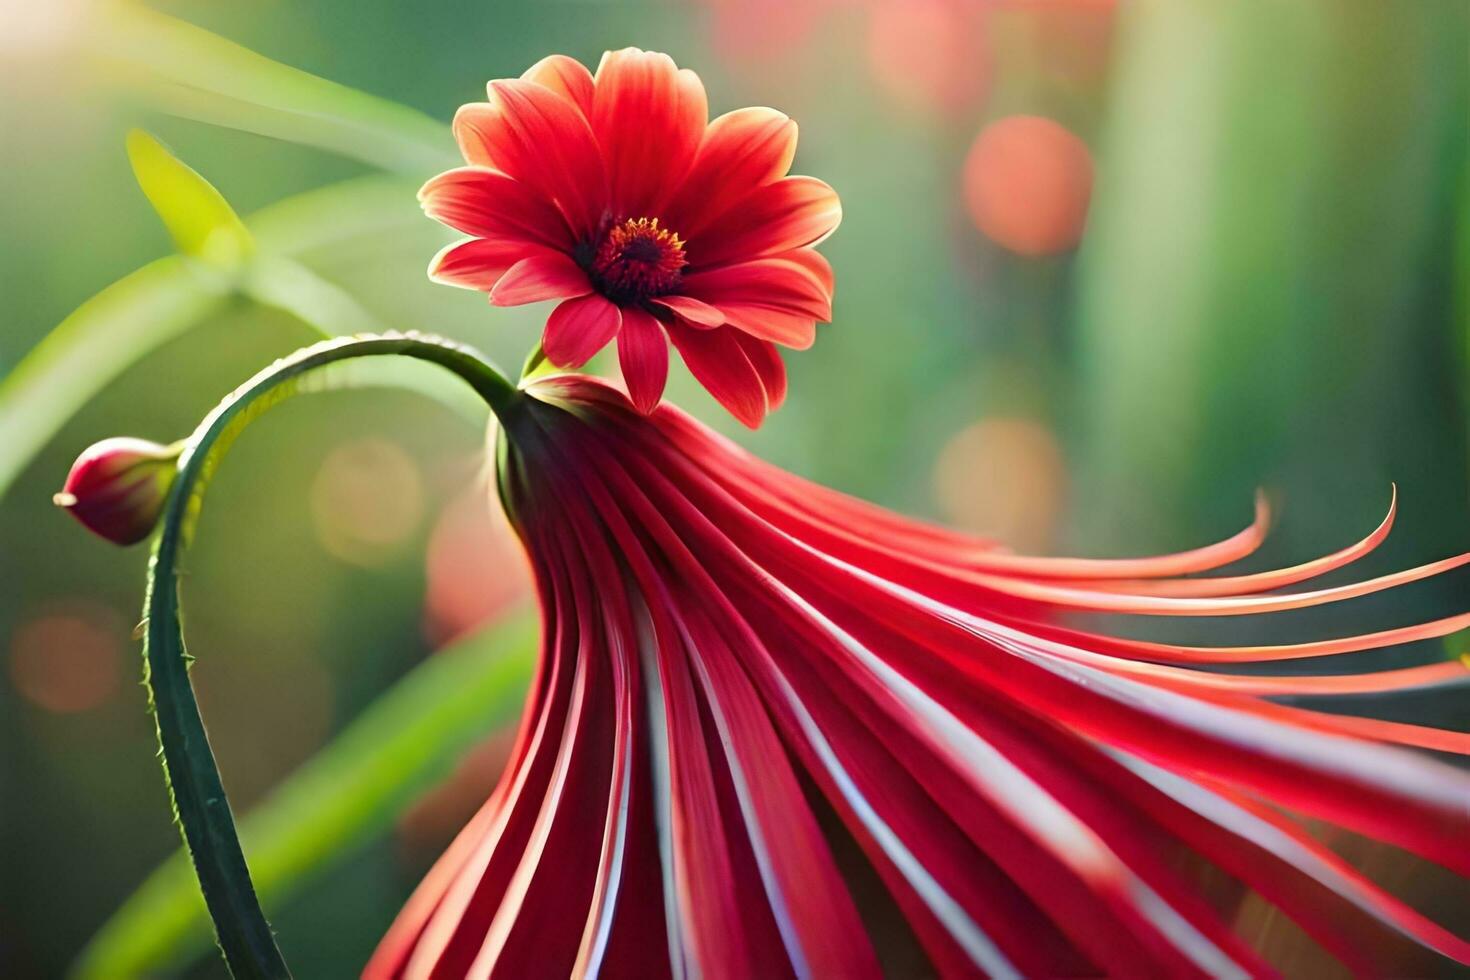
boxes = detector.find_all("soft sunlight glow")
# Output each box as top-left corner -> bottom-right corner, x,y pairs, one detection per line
0,0 -> 87,54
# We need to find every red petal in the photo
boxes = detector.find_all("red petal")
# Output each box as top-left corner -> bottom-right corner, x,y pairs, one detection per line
591,48 -> 708,218
681,256 -> 833,323
543,294 -> 622,368
490,251 -> 592,306
665,108 -> 797,238
687,177 -> 842,269
668,323 -> 769,428
454,81 -> 606,237
653,294 -> 724,327
617,307 -> 669,414
1071,490 -> 1394,598
714,304 -> 817,349
428,238 -> 527,291
521,54 -> 595,118
419,167 -> 574,249
783,247 -> 835,296
733,334 -> 788,411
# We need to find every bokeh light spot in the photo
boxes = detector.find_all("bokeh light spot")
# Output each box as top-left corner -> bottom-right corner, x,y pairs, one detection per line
963,114 -> 1094,256
934,416 -> 1066,553
867,0 -> 990,112
310,437 -> 425,568
10,605 -> 124,713
423,482 -> 532,647
708,0 -> 833,70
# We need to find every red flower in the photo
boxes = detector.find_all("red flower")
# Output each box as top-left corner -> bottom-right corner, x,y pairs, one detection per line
369,378 -> 1470,978
54,437 -> 180,546
420,49 -> 841,428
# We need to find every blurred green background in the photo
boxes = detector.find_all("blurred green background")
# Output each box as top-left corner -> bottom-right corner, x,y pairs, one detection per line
1,0 -> 1467,976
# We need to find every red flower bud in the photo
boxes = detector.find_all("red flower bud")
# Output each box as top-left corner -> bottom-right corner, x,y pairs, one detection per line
54,437 -> 181,546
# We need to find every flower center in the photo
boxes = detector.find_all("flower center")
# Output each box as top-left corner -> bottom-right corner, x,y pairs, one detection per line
589,217 -> 687,303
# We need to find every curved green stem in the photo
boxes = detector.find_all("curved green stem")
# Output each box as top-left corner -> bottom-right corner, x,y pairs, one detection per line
144,333 -> 517,978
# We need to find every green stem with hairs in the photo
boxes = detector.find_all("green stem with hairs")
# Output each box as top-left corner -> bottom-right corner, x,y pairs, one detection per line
143,334 -> 518,978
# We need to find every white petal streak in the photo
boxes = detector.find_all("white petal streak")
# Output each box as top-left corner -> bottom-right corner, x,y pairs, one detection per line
578,604 -> 636,977
760,639 -> 1024,980
772,551 -> 1250,980
682,625 -> 812,980
1108,748 -> 1467,957
635,597 -> 691,980
810,540 -> 1470,833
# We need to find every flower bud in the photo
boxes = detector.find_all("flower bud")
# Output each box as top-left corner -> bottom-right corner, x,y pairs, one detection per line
54,437 -> 182,545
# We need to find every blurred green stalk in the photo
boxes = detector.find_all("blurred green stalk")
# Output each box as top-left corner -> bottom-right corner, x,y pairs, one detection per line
1073,0 -> 1469,553
73,611 -> 536,979
86,1 -> 456,177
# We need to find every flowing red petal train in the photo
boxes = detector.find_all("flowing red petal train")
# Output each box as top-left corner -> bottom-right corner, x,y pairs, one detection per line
368,377 -> 1470,979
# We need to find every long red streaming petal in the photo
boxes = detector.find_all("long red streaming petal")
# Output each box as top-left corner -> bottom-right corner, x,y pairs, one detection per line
1070,487 -> 1394,598
982,607 -> 1470,665
954,550 -> 1470,616
587,431 -> 1272,977
374,378 -> 1470,978
586,399 -> 1470,866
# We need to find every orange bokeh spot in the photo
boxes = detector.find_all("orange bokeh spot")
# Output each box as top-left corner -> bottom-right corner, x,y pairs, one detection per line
934,417 -> 1066,554
708,0 -> 835,68
423,482 -> 533,647
310,437 -> 425,568
867,0 -> 990,112
963,114 -> 1093,256
10,606 -> 124,713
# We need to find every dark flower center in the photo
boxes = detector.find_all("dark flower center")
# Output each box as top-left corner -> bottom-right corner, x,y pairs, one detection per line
588,217 -> 687,303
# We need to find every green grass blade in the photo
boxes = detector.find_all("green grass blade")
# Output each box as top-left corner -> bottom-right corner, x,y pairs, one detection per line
0,176 -> 435,499
0,257 -> 230,499
127,129 -> 254,268
77,335 -> 517,977
85,1 -> 455,177
71,612 -> 536,980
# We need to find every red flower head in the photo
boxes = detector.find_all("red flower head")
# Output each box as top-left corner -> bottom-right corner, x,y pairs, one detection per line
54,436 -> 181,546
420,49 -> 841,427
369,378 -> 1470,979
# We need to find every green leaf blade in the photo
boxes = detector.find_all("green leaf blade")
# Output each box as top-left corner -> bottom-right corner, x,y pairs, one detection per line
71,613 -> 536,980
0,256 -> 228,496
89,0 -> 455,178
126,129 -> 254,269
0,175 -> 444,501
